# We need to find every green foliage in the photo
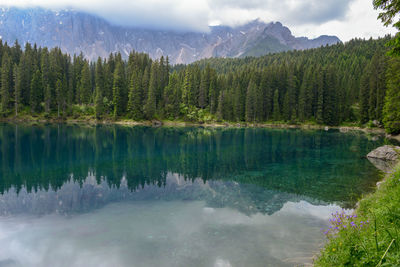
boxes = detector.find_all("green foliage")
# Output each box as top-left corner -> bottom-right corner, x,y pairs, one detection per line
144,63 -> 157,119
272,89 -> 280,121
315,163 -> 400,266
163,71 -> 181,119
127,70 -> 143,120
30,70 -> 42,113
71,104 -> 95,117
245,80 -> 257,122
180,103 -> 214,122
374,1 -> 400,134
94,58 -> 104,119
382,57 -> 400,134
374,0 -> 400,56
0,37 -> 397,128
55,79 -> 63,117
79,62 -> 91,105
112,61 -> 125,118
0,51 -> 11,114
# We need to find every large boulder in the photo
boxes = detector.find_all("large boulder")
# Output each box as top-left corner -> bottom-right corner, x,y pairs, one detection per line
367,145 -> 399,172
367,157 -> 397,173
367,145 -> 400,161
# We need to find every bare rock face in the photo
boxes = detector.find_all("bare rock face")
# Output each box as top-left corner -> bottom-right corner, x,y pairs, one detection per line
0,7 -> 341,64
367,157 -> 397,173
367,145 -> 400,161
367,145 -> 399,172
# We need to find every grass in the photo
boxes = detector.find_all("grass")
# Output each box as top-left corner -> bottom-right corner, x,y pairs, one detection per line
315,163 -> 400,266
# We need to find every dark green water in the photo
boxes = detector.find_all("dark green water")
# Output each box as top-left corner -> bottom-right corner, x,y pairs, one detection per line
0,124 -> 395,266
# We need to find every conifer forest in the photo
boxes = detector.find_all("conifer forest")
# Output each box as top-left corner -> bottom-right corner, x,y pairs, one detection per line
0,36 -> 399,133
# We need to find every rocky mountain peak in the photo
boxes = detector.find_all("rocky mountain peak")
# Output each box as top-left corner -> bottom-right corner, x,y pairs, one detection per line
0,7 -> 341,64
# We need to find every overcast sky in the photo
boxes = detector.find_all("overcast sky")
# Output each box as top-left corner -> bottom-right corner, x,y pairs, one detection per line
1,0 -> 397,41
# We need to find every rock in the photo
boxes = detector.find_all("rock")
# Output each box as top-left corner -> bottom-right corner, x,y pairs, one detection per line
367,145 -> 400,161
367,157 -> 397,173
376,181 -> 385,188
372,120 -> 382,128
0,8 -> 341,64
371,136 -> 379,142
152,120 -> 163,127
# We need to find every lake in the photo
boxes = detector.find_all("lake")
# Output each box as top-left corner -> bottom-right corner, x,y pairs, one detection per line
0,124 -> 392,266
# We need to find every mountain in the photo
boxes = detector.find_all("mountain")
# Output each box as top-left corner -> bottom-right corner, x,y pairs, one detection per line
0,7 -> 341,64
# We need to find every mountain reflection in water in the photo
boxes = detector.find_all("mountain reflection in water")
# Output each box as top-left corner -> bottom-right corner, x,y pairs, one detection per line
0,123 -> 394,267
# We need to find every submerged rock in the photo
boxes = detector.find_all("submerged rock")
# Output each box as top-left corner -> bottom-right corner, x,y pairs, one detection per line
367,145 -> 400,161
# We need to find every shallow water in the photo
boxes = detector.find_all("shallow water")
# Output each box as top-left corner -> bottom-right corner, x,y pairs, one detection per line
0,124 -> 393,266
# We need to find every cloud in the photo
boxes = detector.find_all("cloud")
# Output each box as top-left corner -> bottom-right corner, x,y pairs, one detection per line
209,0 -> 355,24
1,0 -> 211,31
282,0 -> 353,24
288,0 -> 397,41
0,0 -> 397,40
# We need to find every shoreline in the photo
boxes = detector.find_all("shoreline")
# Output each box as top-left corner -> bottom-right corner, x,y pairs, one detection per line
0,116 -> 392,136
2,115 -> 400,142
315,160 -> 400,265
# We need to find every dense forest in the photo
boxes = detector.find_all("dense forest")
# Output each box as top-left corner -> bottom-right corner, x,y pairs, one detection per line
0,36 -> 399,133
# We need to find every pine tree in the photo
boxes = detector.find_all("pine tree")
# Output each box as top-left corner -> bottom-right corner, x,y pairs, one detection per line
1,52 -> 11,114
62,74 -> 68,114
30,70 -> 42,113
282,91 -> 290,121
368,52 -> 387,121
298,74 -> 308,122
163,71 -> 179,119
287,72 -> 297,121
217,91 -> 225,120
323,66 -> 338,126
79,62 -> 91,105
382,57 -> 400,134
272,89 -> 280,121
127,70 -> 143,120
209,75 -> 218,114
56,79 -> 62,118
142,66 -> 150,101
245,80 -> 257,122
199,65 -> 210,109
260,73 -> 272,121
113,61 -> 124,118
190,65 -> 201,107
41,49 -> 51,112
67,68 -> 75,112
181,68 -> 192,106
144,63 -> 157,119
233,80 -> 245,121
359,69 -> 371,124
94,58 -> 104,119
316,69 -> 324,124
21,43 -> 34,106
13,63 -> 21,116
44,84 -> 51,114
103,61 -> 114,105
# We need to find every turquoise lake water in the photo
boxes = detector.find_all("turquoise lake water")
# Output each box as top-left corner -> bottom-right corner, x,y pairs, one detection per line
0,124 -> 395,266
